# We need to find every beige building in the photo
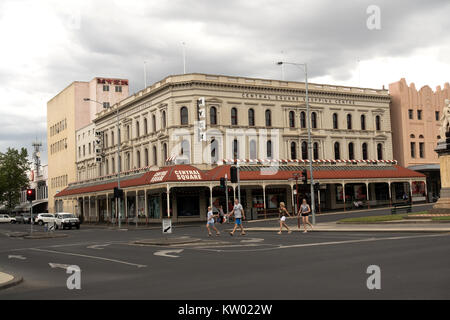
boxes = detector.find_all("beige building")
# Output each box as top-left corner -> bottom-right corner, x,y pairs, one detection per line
389,78 -> 450,199
47,78 -> 129,213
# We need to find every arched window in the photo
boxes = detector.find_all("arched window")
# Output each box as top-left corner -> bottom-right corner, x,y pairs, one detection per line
301,141 -> 308,160
375,115 -> 381,131
181,140 -> 190,163
136,121 -> 140,138
419,135 -> 424,139
334,142 -> 340,160
333,113 -> 338,129
145,148 -> 149,167
233,139 -> 239,159
410,134 -> 415,139
313,142 -> 319,160
105,159 -> 109,175
111,157 -> 115,174
136,150 -> 141,168
300,111 -> 306,128
289,111 -> 295,128
377,143 -> 383,160
152,114 -> 156,132
361,114 -> 366,130
161,111 -> 166,129
211,138 -> 218,163
348,142 -> 354,160
153,145 -> 157,165
126,152 -> 131,170
265,109 -> 272,127
180,107 -> 188,125
250,140 -> 257,159
162,143 -> 167,163
347,114 -> 352,130
290,141 -> 297,160
231,108 -> 238,125
104,133 -> 108,148
362,143 -> 368,160
311,112 -> 317,129
144,118 -> 148,135
210,106 -> 217,125
266,140 -> 272,158
248,108 -> 255,126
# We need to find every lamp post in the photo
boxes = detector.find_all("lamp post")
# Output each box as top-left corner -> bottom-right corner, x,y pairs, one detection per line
84,98 -> 122,229
276,61 -> 316,224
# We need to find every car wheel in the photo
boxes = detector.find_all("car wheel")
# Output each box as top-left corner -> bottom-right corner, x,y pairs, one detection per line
38,220 -> 44,226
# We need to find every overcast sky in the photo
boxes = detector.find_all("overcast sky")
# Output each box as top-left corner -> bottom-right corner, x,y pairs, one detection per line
1,0 -> 450,165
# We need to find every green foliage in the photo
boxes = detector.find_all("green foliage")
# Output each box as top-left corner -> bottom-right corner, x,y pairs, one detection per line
0,147 -> 31,213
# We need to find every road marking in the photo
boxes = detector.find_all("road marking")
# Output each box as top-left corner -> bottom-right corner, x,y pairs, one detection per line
8,255 -> 26,260
240,238 -> 264,243
29,248 -> 147,268
154,249 -> 184,258
87,244 -> 111,250
49,263 -> 71,270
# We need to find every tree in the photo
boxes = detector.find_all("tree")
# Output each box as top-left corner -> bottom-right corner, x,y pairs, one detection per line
0,148 -> 31,213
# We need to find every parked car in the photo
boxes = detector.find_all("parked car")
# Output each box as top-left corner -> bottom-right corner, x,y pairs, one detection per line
15,213 -> 32,224
0,214 -> 17,224
34,213 -> 55,226
54,213 -> 80,230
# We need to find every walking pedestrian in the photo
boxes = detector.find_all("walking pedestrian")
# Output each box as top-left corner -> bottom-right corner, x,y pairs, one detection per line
278,202 -> 292,234
206,206 -> 220,237
227,198 -> 246,236
298,198 -> 313,233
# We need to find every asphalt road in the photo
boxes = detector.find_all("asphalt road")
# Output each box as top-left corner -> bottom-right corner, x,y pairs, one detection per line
0,205 -> 449,300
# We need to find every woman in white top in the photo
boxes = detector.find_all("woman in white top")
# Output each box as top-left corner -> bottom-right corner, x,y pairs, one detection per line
206,206 -> 220,237
278,202 -> 292,234
298,198 -> 313,233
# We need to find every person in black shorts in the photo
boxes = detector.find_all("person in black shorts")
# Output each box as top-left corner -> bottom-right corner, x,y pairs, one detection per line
298,198 -> 313,233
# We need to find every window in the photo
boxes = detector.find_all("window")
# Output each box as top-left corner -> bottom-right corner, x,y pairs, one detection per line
361,114 -> 366,130
111,131 -> 114,145
181,140 -> 190,163
419,142 -> 425,158
290,142 -> 297,159
377,143 -> 383,160
180,107 -> 188,125
334,142 -> 340,160
348,142 -> 354,160
136,121 -> 140,138
265,110 -> 272,127
362,143 -> 368,160
375,115 -> 381,131
136,150 -> 141,168
145,148 -> 149,167
126,125 -> 130,140
144,118 -> 148,135
417,110 -> 422,120
250,140 -> 257,159
78,147 -> 81,157
408,109 -> 413,119
313,142 -> 319,160
248,109 -> 255,126
231,108 -> 238,125
233,139 -> 239,159
103,102 -> 110,108
347,114 -> 352,130
435,111 -> 440,121
163,143 -> 167,163
83,145 -> 85,156
104,134 -> 108,148
210,107 -> 217,125
162,111 -> 166,129
211,139 -> 218,163
126,152 -> 131,170
111,157 -> 115,173
289,111 -> 295,128
410,142 -> 416,158
266,140 -> 272,158
153,146 -> 157,165
151,114 -> 156,133
115,86 -> 122,93
311,112 -> 317,129
103,85 -> 109,92
301,141 -> 308,160
332,113 -> 338,129
300,112 -> 306,128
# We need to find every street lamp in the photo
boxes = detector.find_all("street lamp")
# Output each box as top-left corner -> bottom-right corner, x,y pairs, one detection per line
276,61 -> 316,224
84,98 -> 122,229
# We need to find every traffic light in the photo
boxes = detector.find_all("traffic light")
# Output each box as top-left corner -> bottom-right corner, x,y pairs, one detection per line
302,169 -> 308,185
314,182 -> 320,191
26,189 -> 36,202
113,187 -> 123,199
230,166 -> 238,183
220,177 -> 226,188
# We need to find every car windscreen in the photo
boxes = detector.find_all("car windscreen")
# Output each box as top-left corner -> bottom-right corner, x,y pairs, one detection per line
60,214 -> 75,219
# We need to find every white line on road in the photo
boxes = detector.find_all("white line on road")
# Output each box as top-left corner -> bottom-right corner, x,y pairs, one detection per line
154,249 -> 184,258
29,248 -> 147,268
87,244 -> 111,250
8,255 -> 26,260
49,263 -> 71,270
240,238 -> 264,243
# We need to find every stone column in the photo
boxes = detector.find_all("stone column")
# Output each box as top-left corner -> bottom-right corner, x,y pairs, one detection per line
432,130 -> 450,213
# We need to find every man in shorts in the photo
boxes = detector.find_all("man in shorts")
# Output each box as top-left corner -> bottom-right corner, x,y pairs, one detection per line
227,198 -> 246,236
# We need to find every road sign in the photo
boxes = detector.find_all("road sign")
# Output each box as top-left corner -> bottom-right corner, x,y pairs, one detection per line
162,218 -> 172,234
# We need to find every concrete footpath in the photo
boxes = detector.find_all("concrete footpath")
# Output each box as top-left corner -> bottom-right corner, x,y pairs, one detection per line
0,271 -> 23,290
246,222 -> 450,233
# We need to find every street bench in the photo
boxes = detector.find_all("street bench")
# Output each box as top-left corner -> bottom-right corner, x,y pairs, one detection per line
391,203 -> 412,214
